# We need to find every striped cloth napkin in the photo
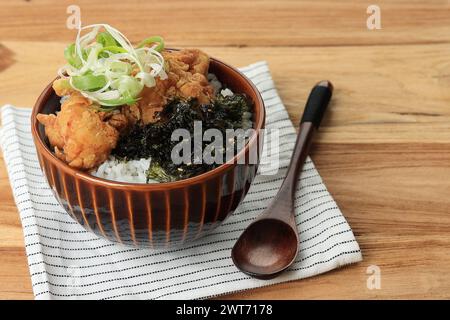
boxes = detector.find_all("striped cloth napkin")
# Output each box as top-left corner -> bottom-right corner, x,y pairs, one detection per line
0,61 -> 362,300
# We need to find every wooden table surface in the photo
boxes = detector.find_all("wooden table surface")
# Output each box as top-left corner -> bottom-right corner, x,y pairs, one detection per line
1,0 -> 450,299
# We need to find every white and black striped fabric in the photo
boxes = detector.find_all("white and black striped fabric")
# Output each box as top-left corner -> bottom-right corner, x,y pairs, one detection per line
0,62 -> 362,300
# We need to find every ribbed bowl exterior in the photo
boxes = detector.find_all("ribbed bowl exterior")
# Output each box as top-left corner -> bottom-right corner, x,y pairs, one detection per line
35,148 -> 261,247
32,57 -> 265,248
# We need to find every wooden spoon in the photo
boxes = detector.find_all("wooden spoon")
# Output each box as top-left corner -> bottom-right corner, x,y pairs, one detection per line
231,80 -> 333,279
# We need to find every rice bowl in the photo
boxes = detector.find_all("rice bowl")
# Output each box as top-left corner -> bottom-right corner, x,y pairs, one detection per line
32,23 -> 265,247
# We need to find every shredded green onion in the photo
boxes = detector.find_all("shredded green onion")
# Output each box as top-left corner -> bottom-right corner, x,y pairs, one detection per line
58,23 -> 167,110
98,45 -> 127,55
96,31 -> 118,47
137,36 -> 165,52
64,43 -> 82,68
71,74 -> 107,91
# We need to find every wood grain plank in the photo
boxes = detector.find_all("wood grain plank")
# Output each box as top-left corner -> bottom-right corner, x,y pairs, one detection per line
0,152 -> 27,248
225,142 -> 450,299
1,41 -> 450,143
1,0 -> 450,299
0,248 -> 33,300
2,142 -> 450,299
0,0 -> 449,46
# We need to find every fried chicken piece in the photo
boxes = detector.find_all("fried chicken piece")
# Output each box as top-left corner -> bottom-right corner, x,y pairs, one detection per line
100,110 -> 130,132
164,49 -> 213,103
165,48 -> 210,75
121,104 -> 141,125
37,94 -> 119,170
106,112 -> 129,132
127,48 -> 214,124
177,73 -> 212,103
133,76 -> 174,123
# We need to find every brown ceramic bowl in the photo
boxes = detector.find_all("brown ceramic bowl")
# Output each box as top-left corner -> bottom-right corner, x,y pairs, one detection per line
31,57 -> 265,248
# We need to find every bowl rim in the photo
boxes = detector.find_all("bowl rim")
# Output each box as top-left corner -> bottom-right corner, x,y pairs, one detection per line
31,55 -> 266,190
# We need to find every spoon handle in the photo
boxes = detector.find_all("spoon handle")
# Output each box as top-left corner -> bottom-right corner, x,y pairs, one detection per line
273,81 -> 333,214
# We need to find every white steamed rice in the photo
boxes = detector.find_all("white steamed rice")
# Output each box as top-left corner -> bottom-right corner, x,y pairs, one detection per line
92,157 -> 157,183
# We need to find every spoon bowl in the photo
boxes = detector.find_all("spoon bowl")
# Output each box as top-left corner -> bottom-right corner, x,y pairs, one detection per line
231,219 -> 298,279
231,80 -> 333,279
